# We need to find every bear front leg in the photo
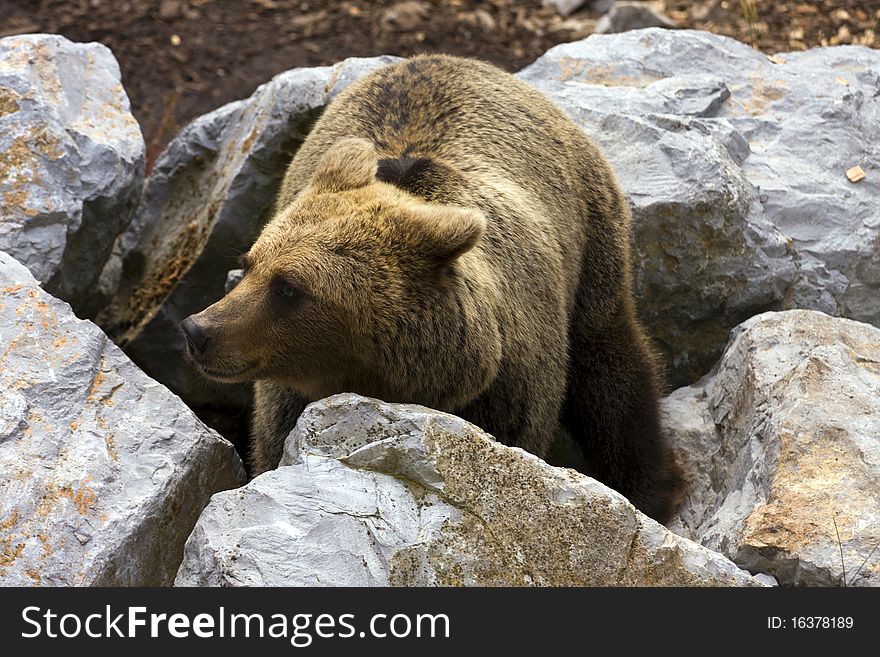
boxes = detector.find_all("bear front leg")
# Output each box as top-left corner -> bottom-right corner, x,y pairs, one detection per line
561,313 -> 683,524
250,380 -> 311,477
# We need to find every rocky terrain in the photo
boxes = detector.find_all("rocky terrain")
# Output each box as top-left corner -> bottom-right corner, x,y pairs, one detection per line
1,27 -> 878,586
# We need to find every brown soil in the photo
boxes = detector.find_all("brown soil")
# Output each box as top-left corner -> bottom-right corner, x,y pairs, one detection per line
1,1 -> 877,171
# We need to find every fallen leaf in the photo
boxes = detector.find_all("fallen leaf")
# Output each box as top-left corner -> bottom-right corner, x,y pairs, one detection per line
845,165 -> 865,183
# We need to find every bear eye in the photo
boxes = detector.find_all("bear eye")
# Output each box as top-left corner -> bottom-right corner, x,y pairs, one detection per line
271,278 -> 300,302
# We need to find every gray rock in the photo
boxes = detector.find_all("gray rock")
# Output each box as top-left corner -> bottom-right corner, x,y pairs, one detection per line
224,268 -> 244,294
543,0 -> 614,17
176,394 -> 765,587
663,310 -> 880,586
0,251 -> 246,586
519,29 -> 880,385
0,34 -> 144,317
595,2 -> 677,34
542,0 -> 589,17
95,56 -> 397,409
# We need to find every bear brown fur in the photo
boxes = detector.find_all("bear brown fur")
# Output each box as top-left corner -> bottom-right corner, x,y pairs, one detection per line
181,54 -> 683,523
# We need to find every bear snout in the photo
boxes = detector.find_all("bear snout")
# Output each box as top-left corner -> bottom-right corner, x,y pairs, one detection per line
180,316 -> 209,357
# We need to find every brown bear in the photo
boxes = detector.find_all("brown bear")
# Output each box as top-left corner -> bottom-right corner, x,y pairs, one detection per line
180,54 -> 683,523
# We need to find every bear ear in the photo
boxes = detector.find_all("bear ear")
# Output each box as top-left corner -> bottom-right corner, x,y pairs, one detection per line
403,204 -> 487,264
311,137 -> 377,192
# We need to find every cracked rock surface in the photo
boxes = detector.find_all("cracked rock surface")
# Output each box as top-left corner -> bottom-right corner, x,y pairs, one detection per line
0,251 -> 245,586
176,394 -> 763,587
0,34 -> 144,317
664,310 -> 880,586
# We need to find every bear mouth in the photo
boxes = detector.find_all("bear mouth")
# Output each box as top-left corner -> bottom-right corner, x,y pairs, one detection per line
196,361 -> 258,381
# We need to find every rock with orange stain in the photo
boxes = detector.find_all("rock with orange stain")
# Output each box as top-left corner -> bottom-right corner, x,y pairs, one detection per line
663,310 -> 880,586
0,252 -> 246,586
0,34 -> 145,318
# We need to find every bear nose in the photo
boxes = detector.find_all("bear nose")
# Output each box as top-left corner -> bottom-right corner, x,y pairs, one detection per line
180,316 -> 209,356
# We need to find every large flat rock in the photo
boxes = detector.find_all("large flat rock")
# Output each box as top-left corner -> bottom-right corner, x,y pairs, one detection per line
0,251 -> 246,586
176,394 -> 764,587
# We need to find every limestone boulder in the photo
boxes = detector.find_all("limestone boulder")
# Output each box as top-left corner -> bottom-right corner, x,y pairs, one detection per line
176,394 -> 764,587
0,34 -> 144,317
595,2 -> 676,34
663,310 -> 880,586
0,251 -> 246,586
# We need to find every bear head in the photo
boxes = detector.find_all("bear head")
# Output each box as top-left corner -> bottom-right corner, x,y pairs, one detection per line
179,137 -> 486,401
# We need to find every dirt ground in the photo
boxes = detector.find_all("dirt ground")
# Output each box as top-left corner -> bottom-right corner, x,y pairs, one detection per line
2,1 -> 877,169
